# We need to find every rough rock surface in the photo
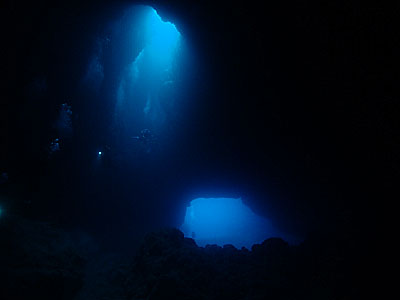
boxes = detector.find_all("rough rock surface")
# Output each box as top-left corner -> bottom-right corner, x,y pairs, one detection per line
1,221 -> 358,300
121,229 -> 355,300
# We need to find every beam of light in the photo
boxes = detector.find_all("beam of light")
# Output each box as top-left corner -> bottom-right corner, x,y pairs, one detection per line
145,8 -> 181,61
115,6 -> 182,125
180,198 -> 278,249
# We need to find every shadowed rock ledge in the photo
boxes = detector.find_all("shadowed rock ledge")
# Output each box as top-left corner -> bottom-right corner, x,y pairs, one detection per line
1,218 -> 358,300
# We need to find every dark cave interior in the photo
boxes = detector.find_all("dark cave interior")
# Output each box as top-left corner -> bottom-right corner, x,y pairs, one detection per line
0,0 -> 397,298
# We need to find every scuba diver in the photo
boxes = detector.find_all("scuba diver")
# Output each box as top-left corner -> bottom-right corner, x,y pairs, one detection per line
47,138 -> 60,158
131,129 -> 156,153
56,103 -> 73,139
132,128 -> 153,141
49,138 -> 60,152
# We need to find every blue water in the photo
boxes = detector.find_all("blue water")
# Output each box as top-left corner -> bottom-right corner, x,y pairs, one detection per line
114,7 -> 183,130
180,197 -> 282,249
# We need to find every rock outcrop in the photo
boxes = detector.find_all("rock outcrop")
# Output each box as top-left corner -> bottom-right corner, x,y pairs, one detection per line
122,229 -> 352,299
0,222 -> 358,300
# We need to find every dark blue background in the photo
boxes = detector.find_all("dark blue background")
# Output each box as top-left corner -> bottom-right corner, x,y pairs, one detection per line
1,0 -> 396,249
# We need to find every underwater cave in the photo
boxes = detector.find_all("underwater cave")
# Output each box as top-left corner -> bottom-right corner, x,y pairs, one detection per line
1,0 -> 386,298
180,197 -> 279,249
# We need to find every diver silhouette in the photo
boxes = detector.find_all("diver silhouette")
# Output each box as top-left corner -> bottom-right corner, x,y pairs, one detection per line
132,129 -> 156,153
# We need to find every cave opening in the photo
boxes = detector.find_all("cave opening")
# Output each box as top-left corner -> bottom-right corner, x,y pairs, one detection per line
180,197 -> 282,249
112,6 -> 185,137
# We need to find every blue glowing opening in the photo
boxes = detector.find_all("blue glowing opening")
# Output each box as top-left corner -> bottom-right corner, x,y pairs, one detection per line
145,8 -> 180,63
180,198 -> 278,249
98,151 -> 102,155
114,6 -> 184,129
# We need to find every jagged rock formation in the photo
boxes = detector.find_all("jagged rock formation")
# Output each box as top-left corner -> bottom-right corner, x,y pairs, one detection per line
122,229 -> 354,299
1,219 -> 358,300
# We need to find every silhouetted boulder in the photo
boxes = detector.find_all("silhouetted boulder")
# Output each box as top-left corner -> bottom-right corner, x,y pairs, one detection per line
1,224 -> 359,299
251,237 -> 288,254
122,229 -> 298,299
119,228 -> 359,299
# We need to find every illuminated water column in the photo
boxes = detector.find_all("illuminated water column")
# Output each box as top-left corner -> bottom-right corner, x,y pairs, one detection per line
180,197 -> 276,249
115,7 -> 181,129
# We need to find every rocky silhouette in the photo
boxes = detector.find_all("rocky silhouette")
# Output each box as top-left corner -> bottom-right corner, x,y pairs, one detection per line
1,217 -> 361,300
